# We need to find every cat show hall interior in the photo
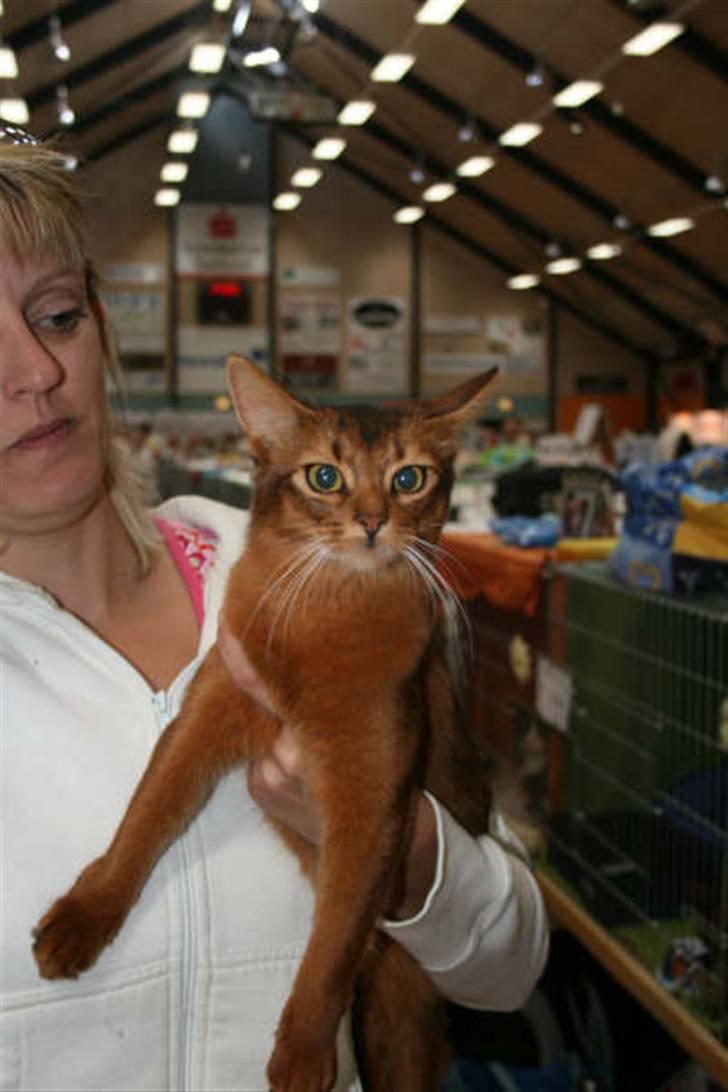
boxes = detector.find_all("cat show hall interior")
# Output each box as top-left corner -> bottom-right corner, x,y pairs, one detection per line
1,1 -> 727,1091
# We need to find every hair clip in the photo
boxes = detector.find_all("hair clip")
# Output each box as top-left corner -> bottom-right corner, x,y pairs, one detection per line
0,122 -> 40,145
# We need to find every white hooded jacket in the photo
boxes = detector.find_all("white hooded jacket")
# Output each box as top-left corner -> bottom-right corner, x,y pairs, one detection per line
0,494 -> 548,1092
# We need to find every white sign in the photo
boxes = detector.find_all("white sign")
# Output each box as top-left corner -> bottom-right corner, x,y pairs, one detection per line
101,289 -> 166,354
345,297 -> 407,393
536,656 -> 574,734
102,262 -> 165,284
176,204 -> 269,277
424,352 -> 505,375
424,315 -> 481,335
279,265 -> 340,288
177,325 -> 268,394
486,315 -> 544,373
280,291 -> 341,355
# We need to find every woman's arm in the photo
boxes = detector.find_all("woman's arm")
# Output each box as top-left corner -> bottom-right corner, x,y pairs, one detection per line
217,622 -> 549,1012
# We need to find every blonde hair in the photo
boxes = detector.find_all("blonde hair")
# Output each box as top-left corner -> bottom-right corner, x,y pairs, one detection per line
0,140 -> 161,572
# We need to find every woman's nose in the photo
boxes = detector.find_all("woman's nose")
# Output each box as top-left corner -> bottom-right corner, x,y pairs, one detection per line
1,326 -> 64,398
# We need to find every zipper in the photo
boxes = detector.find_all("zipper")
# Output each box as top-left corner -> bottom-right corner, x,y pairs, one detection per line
151,685 -> 198,1092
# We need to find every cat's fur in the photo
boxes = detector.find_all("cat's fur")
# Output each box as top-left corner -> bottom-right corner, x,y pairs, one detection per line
33,356 -> 497,1092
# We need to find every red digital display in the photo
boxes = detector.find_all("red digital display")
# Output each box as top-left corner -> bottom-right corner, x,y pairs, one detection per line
208,281 -> 242,298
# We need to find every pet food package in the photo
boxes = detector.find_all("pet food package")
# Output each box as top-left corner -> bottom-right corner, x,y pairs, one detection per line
608,447 -> 728,595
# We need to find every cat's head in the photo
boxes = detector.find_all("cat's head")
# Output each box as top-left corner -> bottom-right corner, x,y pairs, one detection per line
227,355 -> 496,573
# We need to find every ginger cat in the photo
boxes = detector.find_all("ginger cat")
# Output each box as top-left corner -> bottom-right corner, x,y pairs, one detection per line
33,356 -> 497,1092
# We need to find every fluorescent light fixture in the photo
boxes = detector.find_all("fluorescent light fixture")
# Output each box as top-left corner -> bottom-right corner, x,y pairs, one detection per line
552,80 -> 603,109
155,189 -> 180,207
394,206 -> 424,224
456,155 -> 495,177
586,242 -> 622,260
63,154 -> 79,171
647,216 -> 694,237
371,53 -> 415,82
161,162 -> 189,183
622,21 -> 684,56
423,181 -> 456,202
243,46 -> 281,67
189,43 -> 226,73
498,122 -> 542,147
167,128 -> 198,154
212,0 -> 233,9
177,91 -> 210,118
507,273 -> 540,290
291,167 -> 322,188
0,46 -> 18,79
273,192 -> 302,211
546,257 -> 582,275
0,98 -> 29,125
416,0 -> 465,25
337,100 -> 376,126
302,0 -> 320,11
312,137 -> 346,160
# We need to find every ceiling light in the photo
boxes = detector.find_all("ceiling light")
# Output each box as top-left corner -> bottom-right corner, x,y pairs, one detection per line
423,181 -> 456,202
498,122 -> 542,147
232,0 -> 252,36
415,0 -> 465,25
312,137 -> 346,160
337,100 -> 376,126
586,242 -> 622,260
63,154 -> 78,171
622,21 -> 684,57
190,43 -> 226,74
704,175 -> 725,194
243,46 -> 281,67
167,128 -> 198,154
456,155 -> 495,177
613,212 -> 631,230
507,274 -> 540,290
155,189 -> 180,207
291,167 -> 322,187
0,98 -> 30,125
371,53 -> 415,82
302,0 -> 320,11
546,257 -> 582,275
458,117 -> 476,142
0,46 -> 18,79
161,162 -> 189,183
525,63 -> 545,88
273,192 -> 302,211
177,92 -> 210,118
56,85 -> 75,127
49,15 -> 71,62
552,80 -> 603,109
647,216 -> 694,237
213,0 -> 234,9
394,206 -> 424,224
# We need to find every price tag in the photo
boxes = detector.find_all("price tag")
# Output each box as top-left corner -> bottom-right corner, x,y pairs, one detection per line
536,656 -> 573,733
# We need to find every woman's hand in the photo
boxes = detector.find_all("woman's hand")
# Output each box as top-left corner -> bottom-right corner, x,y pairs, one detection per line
216,620 -> 439,918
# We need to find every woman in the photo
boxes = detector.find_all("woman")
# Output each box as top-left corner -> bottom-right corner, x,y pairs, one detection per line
0,136 -> 548,1092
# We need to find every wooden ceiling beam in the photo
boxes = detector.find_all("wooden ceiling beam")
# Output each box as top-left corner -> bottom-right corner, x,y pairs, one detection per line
603,0 -> 728,83
5,0 -> 117,52
313,12 -> 726,305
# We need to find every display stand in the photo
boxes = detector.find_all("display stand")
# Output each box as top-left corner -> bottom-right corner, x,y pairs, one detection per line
539,874 -> 728,1088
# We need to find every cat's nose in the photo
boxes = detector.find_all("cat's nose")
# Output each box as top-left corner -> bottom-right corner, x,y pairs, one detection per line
356,513 -> 385,545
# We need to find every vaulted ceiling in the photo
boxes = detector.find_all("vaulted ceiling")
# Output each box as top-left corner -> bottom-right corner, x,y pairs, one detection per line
2,0 -> 727,365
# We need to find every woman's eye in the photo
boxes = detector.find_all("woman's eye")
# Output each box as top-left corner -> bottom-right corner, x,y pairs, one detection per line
305,463 -> 344,494
37,308 -> 86,335
393,465 -> 427,494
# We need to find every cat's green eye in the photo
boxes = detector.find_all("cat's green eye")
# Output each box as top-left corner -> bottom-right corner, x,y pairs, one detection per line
305,463 -> 344,494
392,465 -> 427,494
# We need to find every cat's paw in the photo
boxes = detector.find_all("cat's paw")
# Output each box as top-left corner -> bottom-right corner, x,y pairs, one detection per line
32,861 -> 125,979
267,1005 -> 337,1092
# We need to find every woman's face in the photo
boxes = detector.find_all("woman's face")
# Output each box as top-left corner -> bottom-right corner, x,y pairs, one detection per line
0,251 -> 109,537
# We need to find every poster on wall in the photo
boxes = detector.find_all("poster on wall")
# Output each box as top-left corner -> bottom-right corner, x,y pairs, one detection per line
280,289 -> 341,390
177,325 -> 268,395
486,315 -> 544,374
345,297 -> 407,393
424,352 -> 505,376
176,204 -> 269,277
101,288 -> 167,394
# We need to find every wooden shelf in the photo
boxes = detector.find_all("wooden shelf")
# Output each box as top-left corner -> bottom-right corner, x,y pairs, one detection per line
538,872 -> 728,1089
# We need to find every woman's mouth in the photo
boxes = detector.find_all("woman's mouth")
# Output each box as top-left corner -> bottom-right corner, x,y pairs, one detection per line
11,419 -> 74,450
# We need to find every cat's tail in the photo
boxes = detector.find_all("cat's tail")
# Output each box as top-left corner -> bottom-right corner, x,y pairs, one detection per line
352,932 -> 452,1092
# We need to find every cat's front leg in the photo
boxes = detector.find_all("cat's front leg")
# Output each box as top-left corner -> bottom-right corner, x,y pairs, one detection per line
32,648 -> 276,979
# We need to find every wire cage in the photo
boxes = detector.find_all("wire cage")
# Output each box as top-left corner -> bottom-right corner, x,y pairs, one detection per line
543,563 -> 727,1047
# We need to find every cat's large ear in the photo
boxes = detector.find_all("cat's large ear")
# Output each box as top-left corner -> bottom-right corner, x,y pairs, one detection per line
226,354 -> 316,449
422,367 -> 499,428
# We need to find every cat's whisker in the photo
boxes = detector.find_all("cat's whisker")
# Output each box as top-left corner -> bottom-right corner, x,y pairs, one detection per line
265,544 -> 329,656
242,542 -> 323,643
410,536 -> 472,588
403,542 -> 473,660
